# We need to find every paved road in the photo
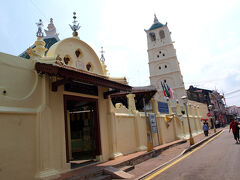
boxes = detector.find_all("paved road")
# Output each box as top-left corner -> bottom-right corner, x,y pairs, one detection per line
147,130 -> 240,180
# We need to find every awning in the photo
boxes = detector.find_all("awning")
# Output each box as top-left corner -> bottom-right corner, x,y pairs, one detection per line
35,62 -> 132,94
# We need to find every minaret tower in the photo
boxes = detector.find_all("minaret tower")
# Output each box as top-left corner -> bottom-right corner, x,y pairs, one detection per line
145,15 -> 186,104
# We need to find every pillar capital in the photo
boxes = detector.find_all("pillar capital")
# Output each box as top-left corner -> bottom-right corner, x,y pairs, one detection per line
126,93 -> 136,111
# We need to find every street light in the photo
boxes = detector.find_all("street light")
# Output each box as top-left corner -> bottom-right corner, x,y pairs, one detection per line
208,105 -> 216,133
181,95 -> 195,145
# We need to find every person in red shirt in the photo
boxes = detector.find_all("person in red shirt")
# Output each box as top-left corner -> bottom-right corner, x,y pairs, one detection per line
229,118 -> 240,143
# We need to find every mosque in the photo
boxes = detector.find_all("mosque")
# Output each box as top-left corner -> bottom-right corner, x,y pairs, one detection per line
0,13 -> 208,179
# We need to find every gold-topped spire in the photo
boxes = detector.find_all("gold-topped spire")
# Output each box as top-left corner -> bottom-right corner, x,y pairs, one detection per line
69,12 -> 81,37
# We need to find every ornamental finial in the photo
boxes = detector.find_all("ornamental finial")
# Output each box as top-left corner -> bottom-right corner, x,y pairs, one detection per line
69,12 -> 81,36
154,14 -> 159,24
100,46 -> 105,62
36,19 -> 44,37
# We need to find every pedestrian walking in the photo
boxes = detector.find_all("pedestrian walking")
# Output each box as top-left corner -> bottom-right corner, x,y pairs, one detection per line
203,122 -> 209,136
229,118 -> 240,143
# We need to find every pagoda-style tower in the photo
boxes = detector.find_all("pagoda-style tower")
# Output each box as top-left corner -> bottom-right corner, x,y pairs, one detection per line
145,15 -> 186,104
27,19 -> 47,60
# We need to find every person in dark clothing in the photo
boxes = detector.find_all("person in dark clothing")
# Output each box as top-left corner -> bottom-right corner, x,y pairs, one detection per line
229,119 -> 240,143
203,122 -> 209,136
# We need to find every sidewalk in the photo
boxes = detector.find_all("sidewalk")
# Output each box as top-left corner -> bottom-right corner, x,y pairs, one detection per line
56,127 -> 225,180
128,127 -> 225,179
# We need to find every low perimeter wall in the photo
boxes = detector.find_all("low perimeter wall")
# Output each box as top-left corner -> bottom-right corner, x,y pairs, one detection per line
108,95 -> 203,159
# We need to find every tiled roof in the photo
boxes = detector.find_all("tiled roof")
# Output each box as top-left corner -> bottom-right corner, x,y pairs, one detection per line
149,22 -> 164,31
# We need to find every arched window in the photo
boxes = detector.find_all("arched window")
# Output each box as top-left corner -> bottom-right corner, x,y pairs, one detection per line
149,32 -> 156,41
86,62 -> 93,71
63,55 -> 71,65
159,30 -> 165,39
75,49 -> 81,58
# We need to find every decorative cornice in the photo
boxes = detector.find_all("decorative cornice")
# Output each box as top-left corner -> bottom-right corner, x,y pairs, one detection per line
149,70 -> 181,78
147,42 -> 175,51
148,55 -> 178,64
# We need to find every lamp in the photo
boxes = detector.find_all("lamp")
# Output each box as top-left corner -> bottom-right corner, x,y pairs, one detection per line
181,95 -> 194,145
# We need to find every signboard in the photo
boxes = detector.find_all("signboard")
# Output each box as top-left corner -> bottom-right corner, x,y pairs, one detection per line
158,102 -> 169,114
148,113 -> 158,134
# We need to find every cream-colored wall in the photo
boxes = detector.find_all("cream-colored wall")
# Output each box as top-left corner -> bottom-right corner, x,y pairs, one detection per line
46,37 -> 104,75
107,97 -> 204,158
97,87 -> 111,161
138,114 -> 148,149
0,114 -> 36,180
116,115 -> 137,154
189,100 -> 208,119
157,115 -> 176,143
0,53 -> 42,180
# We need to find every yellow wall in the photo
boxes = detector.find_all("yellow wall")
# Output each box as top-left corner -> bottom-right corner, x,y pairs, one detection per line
116,115 -> 137,154
0,114 -> 36,180
189,100 -> 209,119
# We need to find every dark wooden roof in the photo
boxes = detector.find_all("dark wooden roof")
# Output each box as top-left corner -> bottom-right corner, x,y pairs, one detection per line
110,86 -> 157,110
35,62 -> 132,92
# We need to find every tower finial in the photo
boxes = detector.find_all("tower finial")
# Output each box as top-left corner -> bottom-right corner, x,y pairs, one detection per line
36,19 -> 44,37
154,14 -> 159,24
100,46 -> 105,62
69,12 -> 81,37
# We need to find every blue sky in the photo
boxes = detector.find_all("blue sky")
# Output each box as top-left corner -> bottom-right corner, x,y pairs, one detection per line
1,0 -> 240,106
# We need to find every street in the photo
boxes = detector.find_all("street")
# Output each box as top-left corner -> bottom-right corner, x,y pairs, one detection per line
145,129 -> 240,180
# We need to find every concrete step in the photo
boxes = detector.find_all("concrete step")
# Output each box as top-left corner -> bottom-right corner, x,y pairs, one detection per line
120,165 -> 135,172
61,168 -> 104,180
89,175 -> 112,180
103,166 -> 134,179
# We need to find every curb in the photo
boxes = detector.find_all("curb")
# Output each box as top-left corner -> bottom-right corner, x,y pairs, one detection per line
113,139 -> 187,169
135,130 -> 224,180
182,129 -> 223,155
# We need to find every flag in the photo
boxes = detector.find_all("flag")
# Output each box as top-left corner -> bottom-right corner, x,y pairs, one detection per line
161,81 -> 167,97
163,83 -> 170,98
166,83 -> 174,99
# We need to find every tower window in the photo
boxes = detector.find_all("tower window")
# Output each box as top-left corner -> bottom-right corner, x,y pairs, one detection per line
157,55 -> 159,58
149,32 -> 156,41
165,65 -> 167,68
159,51 -> 161,54
164,80 -> 167,83
163,53 -> 165,56
159,66 -> 161,70
159,30 -> 165,39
